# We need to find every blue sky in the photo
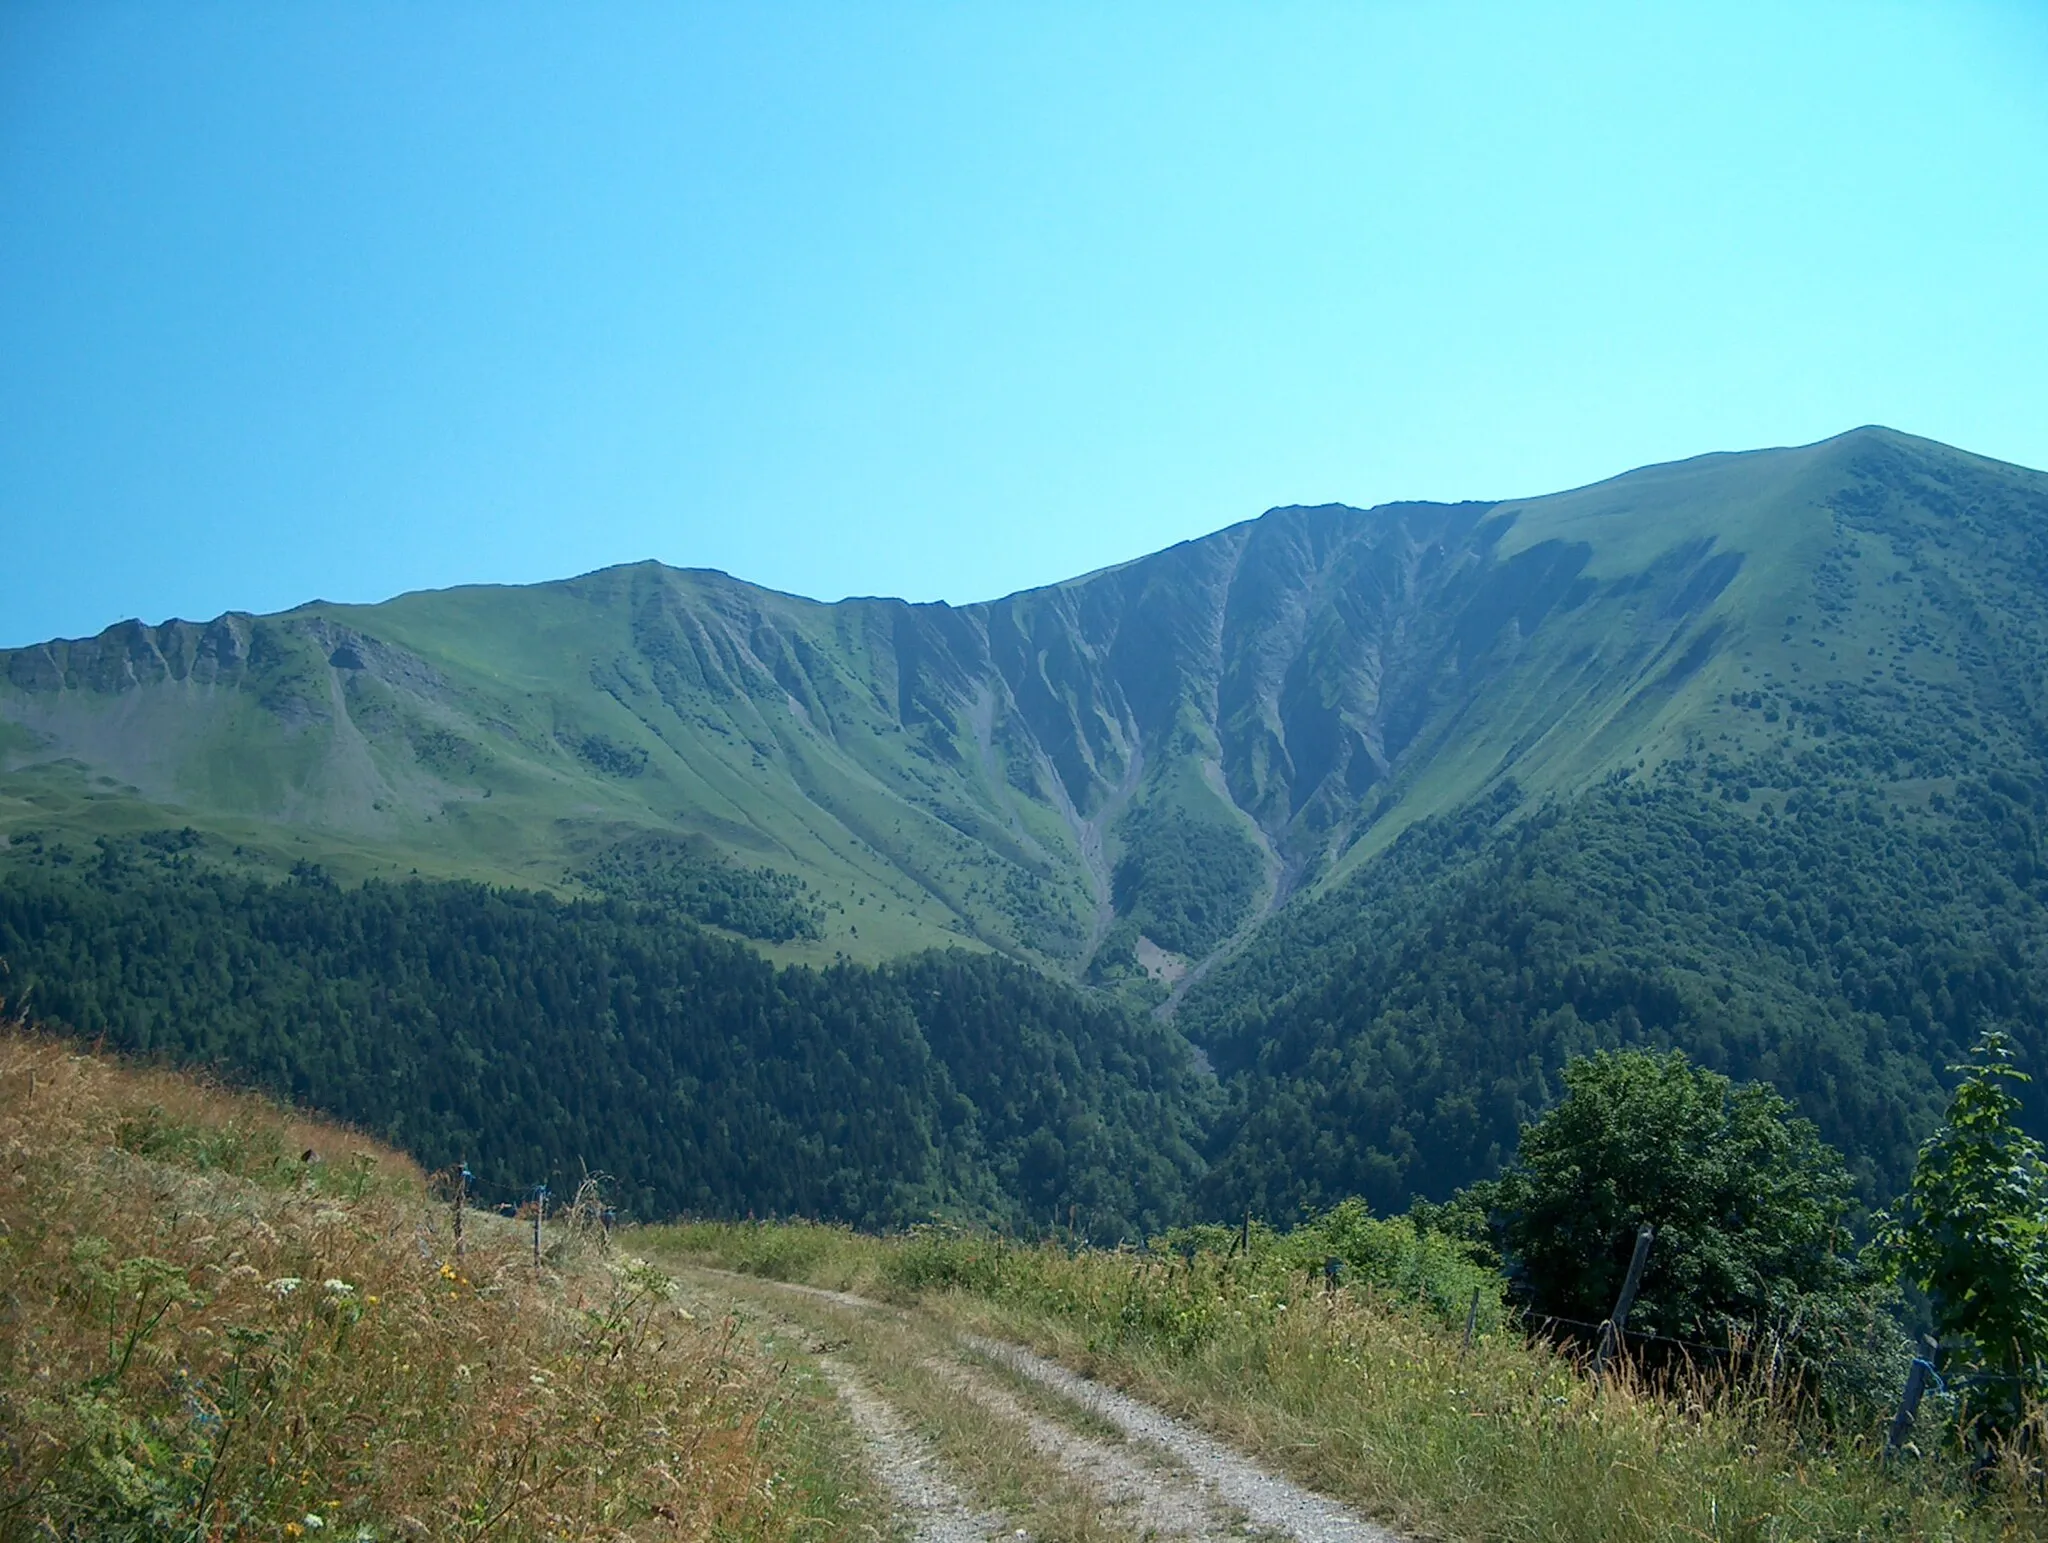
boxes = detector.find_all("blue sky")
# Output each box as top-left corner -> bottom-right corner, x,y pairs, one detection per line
3,2 -> 2045,647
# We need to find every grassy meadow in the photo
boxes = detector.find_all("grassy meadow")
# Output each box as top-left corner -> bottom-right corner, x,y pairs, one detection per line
651,1219 -> 2048,1543
0,1030 -> 876,1543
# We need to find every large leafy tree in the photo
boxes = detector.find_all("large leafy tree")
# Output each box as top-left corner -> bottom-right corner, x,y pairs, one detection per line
1492,1050 -> 1881,1358
1883,1030 -> 2048,1426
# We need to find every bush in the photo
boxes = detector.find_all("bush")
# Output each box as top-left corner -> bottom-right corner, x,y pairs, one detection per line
1490,1049 -> 1902,1408
1882,1028 -> 2048,1434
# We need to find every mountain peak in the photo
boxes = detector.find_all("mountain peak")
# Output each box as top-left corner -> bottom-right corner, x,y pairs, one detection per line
3,427 -> 2043,988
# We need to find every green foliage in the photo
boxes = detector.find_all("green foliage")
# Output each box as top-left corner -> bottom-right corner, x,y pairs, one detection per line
26,428 -> 2026,983
1488,1050 -> 1900,1409
1188,767 -> 2048,1219
1882,1029 -> 2048,1423
9,429 -> 2048,1284
0,845 -> 1204,1236
574,830 -> 823,941
1109,801 -> 1264,959
108,1104 -> 396,1200
652,1218 -> 880,1290
858,1197 -> 1502,1358
114,1105 -> 287,1177
882,951 -> 1213,1239
559,729 -> 649,778
667,1218 -> 2047,1543
1256,1198 -> 1504,1327
2,1039 -> 875,1543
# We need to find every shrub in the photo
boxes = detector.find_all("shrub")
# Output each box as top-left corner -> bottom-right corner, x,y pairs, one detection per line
1490,1048 -> 1902,1408
1882,1028 -> 2048,1434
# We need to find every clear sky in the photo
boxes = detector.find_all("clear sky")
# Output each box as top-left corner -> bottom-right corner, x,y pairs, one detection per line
3,3 -> 2045,648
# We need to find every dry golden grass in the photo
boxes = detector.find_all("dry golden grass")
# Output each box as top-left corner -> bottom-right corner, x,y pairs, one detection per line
0,1030 -> 874,1543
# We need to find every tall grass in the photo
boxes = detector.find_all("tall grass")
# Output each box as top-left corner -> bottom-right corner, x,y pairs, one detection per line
657,1219 -> 2047,1542
0,1030 -> 873,1542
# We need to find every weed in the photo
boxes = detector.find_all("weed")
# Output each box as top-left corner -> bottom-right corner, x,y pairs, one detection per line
0,1029 -> 875,1542
660,1219 -> 2048,1542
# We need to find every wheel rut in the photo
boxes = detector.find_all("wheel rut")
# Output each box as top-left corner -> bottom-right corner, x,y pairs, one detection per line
961,1336 -> 1397,1543
676,1268 -> 1402,1543
822,1358 -> 1012,1543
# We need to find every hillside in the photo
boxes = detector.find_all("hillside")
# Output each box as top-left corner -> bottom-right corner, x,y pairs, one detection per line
11,426 -> 2015,991
1177,426 -> 2048,1212
0,1027 -> 875,1541
0,836 -> 1205,1235
6,425 -> 2048,1219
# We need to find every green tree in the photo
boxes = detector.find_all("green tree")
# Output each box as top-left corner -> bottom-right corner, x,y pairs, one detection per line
1883,1029 -> 2048,1425
1492,1050 -> 1888,1376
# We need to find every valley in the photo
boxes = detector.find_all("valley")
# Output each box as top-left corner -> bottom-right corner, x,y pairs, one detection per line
15,1034 -> 2030,1542
9,426 -> 2048,1535
4,425 -> 2048,1226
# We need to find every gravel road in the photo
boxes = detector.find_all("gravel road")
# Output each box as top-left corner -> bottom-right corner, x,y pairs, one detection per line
930,1349 -> 1232,1540
819,1356 -> 1013,1543
963,1335 -> 1401,1543
688,1269 -> 1402,1543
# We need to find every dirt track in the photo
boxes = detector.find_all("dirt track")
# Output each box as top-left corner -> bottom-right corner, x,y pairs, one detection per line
678,1268 -> 1402,1543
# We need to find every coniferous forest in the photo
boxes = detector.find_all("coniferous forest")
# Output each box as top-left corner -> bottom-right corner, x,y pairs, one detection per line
0,834 -> 1206,1234
8,729 -> 2048,1241
6,430 -> 2048,1239
1184,764 -> 2048,1220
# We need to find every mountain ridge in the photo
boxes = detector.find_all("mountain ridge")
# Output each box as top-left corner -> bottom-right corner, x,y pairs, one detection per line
10,424 -> 2048,1219
3,425 -> 2044,996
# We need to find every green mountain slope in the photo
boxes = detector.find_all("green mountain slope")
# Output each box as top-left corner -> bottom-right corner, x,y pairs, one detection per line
11,426 -> 2000,993
1181,427 -> 2048,1211
5,424 -> 2048,1216
0,833 -> 1205,1235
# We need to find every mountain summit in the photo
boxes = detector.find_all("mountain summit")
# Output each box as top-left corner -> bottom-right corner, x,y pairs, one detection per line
8,425 -> 2048,1216
4,427 -> 2046,997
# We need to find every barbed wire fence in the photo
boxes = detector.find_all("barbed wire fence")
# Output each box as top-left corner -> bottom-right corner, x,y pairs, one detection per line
424,1157 -> 622,1277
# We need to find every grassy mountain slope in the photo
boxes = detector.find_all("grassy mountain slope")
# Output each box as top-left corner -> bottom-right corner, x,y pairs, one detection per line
7,425 -> 2048,1217
0,1028 -> 874,1541
7,427 -> 1979,991
1182,427 -> 2048,1211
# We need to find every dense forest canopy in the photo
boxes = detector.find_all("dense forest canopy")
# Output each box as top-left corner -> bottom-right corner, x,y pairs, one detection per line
10,731 -> 2048,1240
6,430 -> 2048,1234
0,835 -> 1205,1236
1182,765 -> 2048,1218
572,829 -> 824,942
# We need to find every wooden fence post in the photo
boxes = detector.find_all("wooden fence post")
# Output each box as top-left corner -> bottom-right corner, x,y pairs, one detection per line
453,1158 -> 468,1263
1885,1339 -> 1940,1460
1462,1286 -> 1482,1356
1592,1224 -> 1655,1386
